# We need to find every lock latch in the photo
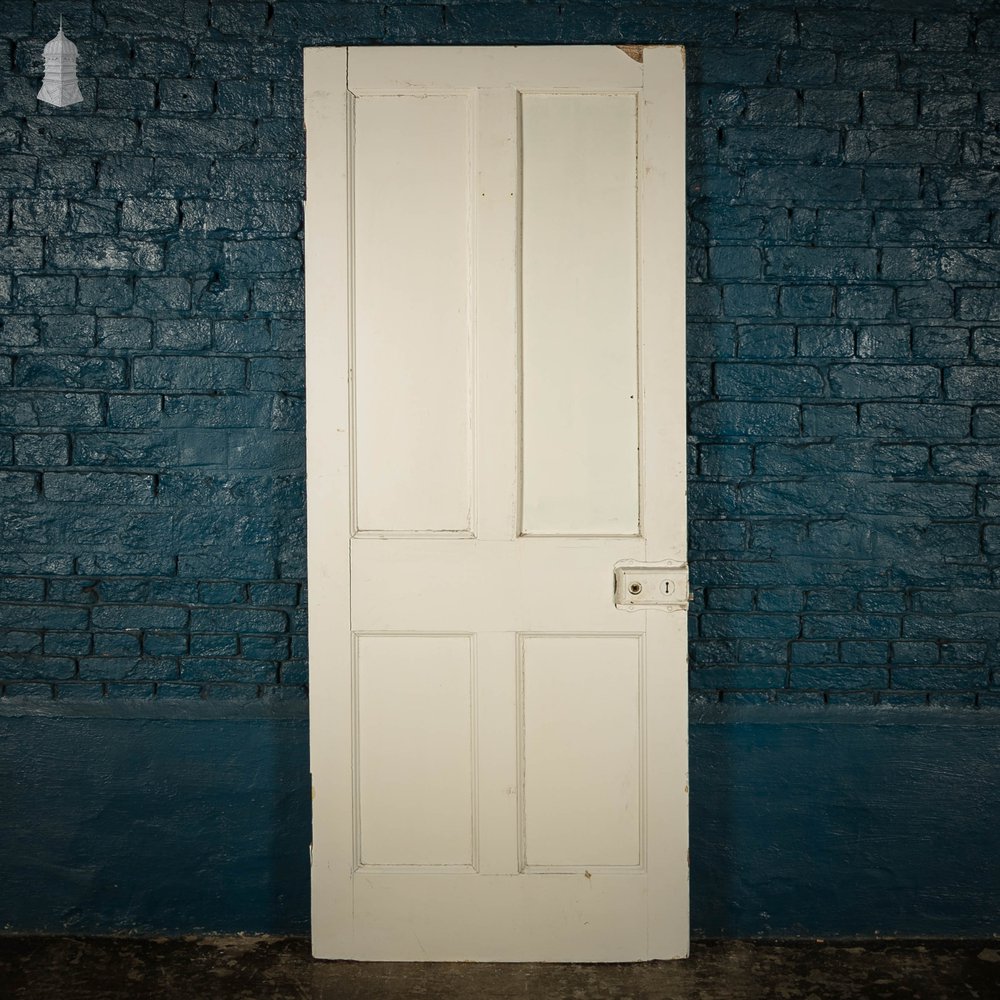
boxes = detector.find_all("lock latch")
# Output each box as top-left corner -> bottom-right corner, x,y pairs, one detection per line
614,562 -> 689,610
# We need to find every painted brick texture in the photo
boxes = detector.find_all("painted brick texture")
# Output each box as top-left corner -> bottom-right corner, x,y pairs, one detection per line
1,0 -> 999,708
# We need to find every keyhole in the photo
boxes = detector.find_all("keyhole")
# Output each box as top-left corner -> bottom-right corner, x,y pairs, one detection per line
628,582 -> 642,595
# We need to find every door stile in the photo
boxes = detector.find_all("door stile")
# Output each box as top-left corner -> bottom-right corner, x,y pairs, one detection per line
638,47 -> 689,958
304,46 -> 354,958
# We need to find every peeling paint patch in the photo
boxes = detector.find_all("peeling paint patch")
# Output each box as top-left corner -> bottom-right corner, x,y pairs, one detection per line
618,45 -> 644,63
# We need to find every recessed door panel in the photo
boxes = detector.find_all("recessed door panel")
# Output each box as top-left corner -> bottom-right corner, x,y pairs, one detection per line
356,633 -> 475,867
521,634 -> 642,869
520,94 -> 640,537
353,94 -> 473,534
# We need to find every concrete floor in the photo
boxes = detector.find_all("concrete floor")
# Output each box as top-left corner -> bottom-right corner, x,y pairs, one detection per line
0,937 -> 997,999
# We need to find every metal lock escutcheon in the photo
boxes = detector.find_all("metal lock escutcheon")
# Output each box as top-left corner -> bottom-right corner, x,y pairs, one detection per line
614,561 -> 690,610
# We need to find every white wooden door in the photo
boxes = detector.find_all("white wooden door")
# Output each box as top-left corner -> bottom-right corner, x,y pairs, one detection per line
305,45 -> 688,962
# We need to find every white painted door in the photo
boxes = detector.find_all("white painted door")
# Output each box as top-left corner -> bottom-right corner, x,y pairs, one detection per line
305,45 -> 688,962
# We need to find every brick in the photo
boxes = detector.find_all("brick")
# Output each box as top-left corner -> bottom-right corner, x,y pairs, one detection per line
900,53 -> 995,92
689,323 -> 736,359
94,632 -> 142,656
43,472 -> 155,505
912,327 -> 970,360
37,157 -> 94,193
180,658 -> 276,683
862,91 -> 917,127
691,402 -> 800,438
47,238 -> 163,272
855,324 -> 910,357
0,631 -> 42,653
957,288 -> 1000,322
797,326 -> 853,358
696,49 -> 778,86
790,667 -> 889,689
78,657 -> 177,681
801,90 -> 860,126
248,583 -> 298,606
689,667 -> 787,690
23,119 -> 137,155
932,446 -> 1000,477
97,318 -> 153,350
247,357 -> 302,393
73,432 -> 178,468
891,667 -> 988,691
841,641 -> 890,664
14,433 -> 69,466
875,209 -> 989,245
715,363 -> 823,398
133,356 -> 244,391
12,196 -> 68,232
743,480 -> 971,518
40,315 -> 96,349
705,588 -> 754,612
916,14 -> 972,49
697,443 -> 752,478
17,277 -> 75,311
43,631 -> 92,656
709,246 -> 762,280
154,319 -> 212,351
863,167 -> 922,203
754,442 -> 926,477
0,656 -> 76,680
973,407 -> 1000,437
839,289 -> 895,323
241,635 -> 289,660
191,634 -> 239,657
0,316 -> 40,348
940,250 -> 1000,283
722,283 -> 778,318
0,237 -> 43,269
829,365 -> 940,399
14,355 -> 127,390
897,282 -> 954,321
216,81 -> 271,117
192,277 -> 251,315
921,93 -> 978,127
802,403 -> 858,437
744,166 -> 863,204
816,209 -> 872,245
97,79 -> 156,111
802,614 -> 899,640
132,39 -> 192,75
143,118 -> 254,155
780,49 -> 836,86
158,79 -> 214,113
224,238 -> 302,275
134,277 -> 191,314
946,366 -> 1000,400
79,276 -> 134,312
766,247 -> 876,280
0,604 -> 87,630
721,127 -> 839,163
780,286 -> 834,319
892,641 -> 940,665
845,129 -> 960,165
0,391 -> 103,428
789,641 -> 838,664
107,395 -> 161,429
859,403 -> 970,439
121,198 -> 179,234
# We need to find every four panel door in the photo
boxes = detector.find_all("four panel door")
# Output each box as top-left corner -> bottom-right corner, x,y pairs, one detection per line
305,45 -> 688,961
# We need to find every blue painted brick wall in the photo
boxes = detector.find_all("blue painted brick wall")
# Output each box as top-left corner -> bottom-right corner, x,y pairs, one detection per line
1,0 -> 1000,708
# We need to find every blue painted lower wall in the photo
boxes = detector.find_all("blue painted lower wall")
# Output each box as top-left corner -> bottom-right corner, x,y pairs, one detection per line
3,706 -> 996,938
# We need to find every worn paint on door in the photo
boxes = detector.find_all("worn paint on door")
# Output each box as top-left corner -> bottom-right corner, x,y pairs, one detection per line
305,45 -> 688,962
